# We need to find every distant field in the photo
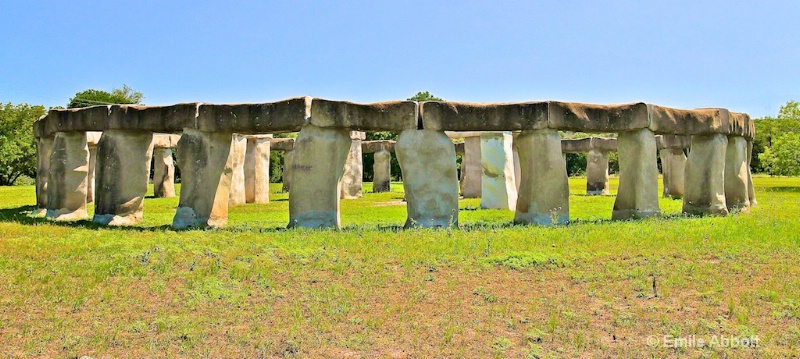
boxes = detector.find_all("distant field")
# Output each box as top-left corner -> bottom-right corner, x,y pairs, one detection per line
0,176 -> 798,358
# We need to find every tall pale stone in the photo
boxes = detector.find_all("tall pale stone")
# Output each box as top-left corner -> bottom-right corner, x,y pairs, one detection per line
46,132 -> 89,220
480,132 -> 517,210
340,132 -> 363,199
288,125 -> 351,228
725,136 -> 750,212
87,146 -> 97,203
514,129 -> 569,225
35,136 -> 55,215
245,137 -> 271,203
662,149 -> 686,199
396,130 -> 459,228
513,138 -> 521,192
613,129 -> 660,220
228,135 -> 247,206
461,136 -> 482,198
747,140 -> 757,207
282,149 -> 294,193
93,130 -> 154,226
173,129 -> 234,229
683,134 -> 728,216
152,148 -> 176,198
373,148 -> 391,193
586,149 -> 610,195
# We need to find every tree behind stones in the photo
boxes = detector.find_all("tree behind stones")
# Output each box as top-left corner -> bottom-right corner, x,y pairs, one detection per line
0,102 -> 45,185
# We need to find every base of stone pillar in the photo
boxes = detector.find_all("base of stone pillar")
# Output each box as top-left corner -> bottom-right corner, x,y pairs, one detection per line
46,208 -> 88,221
173,207 -> 227,229
611,209 -> 660,220
586,188 -> 609,196
93,213 -> 143,226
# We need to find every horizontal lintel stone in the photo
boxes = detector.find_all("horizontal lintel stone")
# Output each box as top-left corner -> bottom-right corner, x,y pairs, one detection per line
310,99 -> 418,131
422,102 -> 548,131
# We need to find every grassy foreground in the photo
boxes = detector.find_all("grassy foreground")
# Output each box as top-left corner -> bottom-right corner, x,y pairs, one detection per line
0,177 -> 799,358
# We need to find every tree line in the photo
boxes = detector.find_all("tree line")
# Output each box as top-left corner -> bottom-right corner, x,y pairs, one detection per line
1,89 -> 798,186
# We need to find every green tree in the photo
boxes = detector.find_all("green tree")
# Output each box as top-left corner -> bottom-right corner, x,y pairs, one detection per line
407,91 -> 444,102
68,84 -> 144,108
0,102 -> 46,185
777,100 -> 800,120
759,132 -> 800,176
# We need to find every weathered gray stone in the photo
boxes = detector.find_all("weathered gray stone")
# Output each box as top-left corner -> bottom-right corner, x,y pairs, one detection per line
173,129 -> 234,228
92,130 -> 154,226
197,98 -> 310,134
512,137 -> 521,192
747,140 -> 757,206
461,136 -> 482,198
340,132 -> 363,199
396,129 -> 458,228
453,142 -> 465,155
514,129 -> 569,225
612,129 -> 660,220
725,136 -> 750,212
152,148 -> 176,198
683,134 -> 728,216
228,135 -> 247,206
586,149 -> 610,195
34,136 -> 55,215
549,102 -> 649,132
421,101 -> 548,131
480,132 -> 517,210
561,137 -> 593,153
87,145 -> 97,203
152,134 -> 181,149
373,148 -> 391,193
52,106 -> 109,134
656,135 -> 692,150
270,138 -> 295,151
46,132 -> 89,220
362,140 -> 395,154
649,105 -> 732,136
288,124 -> 351,228
310,99 -> 418,131
245,137 -> 271,203
108,104 -> 197,132
282,149 -> 294,193
660,149 -> 686,199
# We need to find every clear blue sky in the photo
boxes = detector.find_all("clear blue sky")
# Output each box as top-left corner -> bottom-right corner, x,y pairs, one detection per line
1,1 -> 798,118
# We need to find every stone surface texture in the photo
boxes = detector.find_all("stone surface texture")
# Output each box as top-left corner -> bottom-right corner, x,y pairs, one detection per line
612,129 -> 660,220
480,132 -> 517,210
46,132 -> 89,220
514,129 -> 569,225
228,135 -> 247,206
152,148 -> 176,198
373,148 -> 391,193
683,134 -> 729,216
340,132 -> 364,199
245,137 -> 272,203
725,136 -> 751,212
586,149 -> 610,195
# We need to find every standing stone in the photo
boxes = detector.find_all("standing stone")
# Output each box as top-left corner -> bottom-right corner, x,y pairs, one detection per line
282,149 -> 294,193
173,129 -> 234,229
480,132 -> 517,210
373,147 -> 391,193
228,135 -> 247,206
613,129 -> 660,220
35,136 -> 55,215
340,131 -> 364,199
747,140 -> 757,207
87,145 -> 97,203
512,137 -> 521,192
93,130 -> 154,226
245,137 -> 271,203
396,129 -> 459,228
586,148 -> 610,195
725,136 -> 750,212
683,134 -> 728,216
462,136 -> 482,198
514,129 -> 569,225
288,124 -> 351,228
662,149 -> 686,199
152,148 -> 176,198
46,132 -> 89,221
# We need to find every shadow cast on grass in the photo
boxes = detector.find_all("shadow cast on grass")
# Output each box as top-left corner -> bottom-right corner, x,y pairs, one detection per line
0,205 -> 174,233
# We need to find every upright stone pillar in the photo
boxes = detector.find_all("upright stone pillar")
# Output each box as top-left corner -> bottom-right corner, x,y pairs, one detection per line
245,136 -> 271,204
373,147 -> 391,193
683,134 -> 728,216
396,130 -> 459,228
46,132 -> 89,221
340,131 -> 364,199
480,132 -> 517,210
228,135 -> 247,206
746,140 -> 757,207
173,129 -> 234,229
613,129 -> 660,220
586,148 -> 610,195
282,149 -> 294,193
288,125 -> 351,228
93,130 -> 154,226
461,136 -> 482,198
661,149 -> 686,199
512,137 -> 521,192
35,136 -> 55,215
514,129 -> 569,225
86,145 -> 97,203
725,136 -> 750,212
152,148 -> 176,198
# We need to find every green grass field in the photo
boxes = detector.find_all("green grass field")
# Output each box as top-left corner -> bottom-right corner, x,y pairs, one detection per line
1,176 -> 799,358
